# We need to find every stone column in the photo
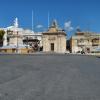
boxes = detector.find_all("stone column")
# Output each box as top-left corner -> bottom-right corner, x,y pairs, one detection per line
3,31 -> 7,46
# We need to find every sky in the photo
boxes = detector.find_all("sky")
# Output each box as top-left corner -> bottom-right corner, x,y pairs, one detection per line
0,0 -> 100,37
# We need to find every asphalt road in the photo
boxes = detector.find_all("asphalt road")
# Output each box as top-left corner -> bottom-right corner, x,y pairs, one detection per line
0,54 -> 100,100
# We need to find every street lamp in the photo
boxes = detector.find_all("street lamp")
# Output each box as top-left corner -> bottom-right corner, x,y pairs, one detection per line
17,31 -> 19,53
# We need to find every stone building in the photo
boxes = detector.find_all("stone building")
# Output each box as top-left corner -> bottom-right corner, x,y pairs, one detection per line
70,31 -> 100,53
0,18 -> 42,53
42,20 -> 66,53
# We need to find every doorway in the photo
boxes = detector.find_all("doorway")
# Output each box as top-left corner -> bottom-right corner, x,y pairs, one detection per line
51,43 -> 54,51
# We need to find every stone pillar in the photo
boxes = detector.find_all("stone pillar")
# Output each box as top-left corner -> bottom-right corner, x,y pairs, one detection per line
3,31 -> 7,46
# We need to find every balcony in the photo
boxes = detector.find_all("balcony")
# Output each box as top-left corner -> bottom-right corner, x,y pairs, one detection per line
92,38 -> 100,46
92,42 -> 99,46
77,42 -> 86,46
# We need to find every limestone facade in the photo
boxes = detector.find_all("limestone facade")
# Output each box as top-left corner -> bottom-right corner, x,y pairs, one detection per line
70,31 -> 100,53
42,20 -> 66,53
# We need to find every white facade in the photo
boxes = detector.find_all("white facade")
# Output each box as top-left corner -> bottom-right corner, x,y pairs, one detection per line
1,18 -> 42,48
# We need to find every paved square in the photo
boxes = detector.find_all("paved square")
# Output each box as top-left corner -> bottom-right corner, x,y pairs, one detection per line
0,54 -> 100,100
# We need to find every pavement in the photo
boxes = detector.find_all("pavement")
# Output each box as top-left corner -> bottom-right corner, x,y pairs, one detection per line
0,54 -> 100,100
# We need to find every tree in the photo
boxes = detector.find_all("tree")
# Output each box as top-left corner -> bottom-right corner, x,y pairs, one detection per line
0,30 -> 5,46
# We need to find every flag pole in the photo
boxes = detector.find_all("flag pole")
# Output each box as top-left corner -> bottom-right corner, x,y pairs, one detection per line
32,10 -> 34,31
48,12 -> 50,28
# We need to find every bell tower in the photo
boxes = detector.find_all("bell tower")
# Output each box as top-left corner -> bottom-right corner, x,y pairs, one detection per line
14,17 -> 19,28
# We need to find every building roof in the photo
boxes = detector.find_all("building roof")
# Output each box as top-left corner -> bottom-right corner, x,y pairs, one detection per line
43,20 -> 66,35
0,45 -> 29,49
0,45 -> 16,49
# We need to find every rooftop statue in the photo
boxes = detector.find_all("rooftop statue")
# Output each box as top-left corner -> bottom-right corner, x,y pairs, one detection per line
51,20 -> 58,28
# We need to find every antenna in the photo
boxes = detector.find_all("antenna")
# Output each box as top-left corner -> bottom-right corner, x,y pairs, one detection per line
32,10 -> 34,31
48,12 -> 50,28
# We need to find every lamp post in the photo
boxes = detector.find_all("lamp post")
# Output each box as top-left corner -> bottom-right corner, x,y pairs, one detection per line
17,31 -> 19,53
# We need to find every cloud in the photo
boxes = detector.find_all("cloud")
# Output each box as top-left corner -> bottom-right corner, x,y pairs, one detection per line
64,21 -> 74,32
36,24 -> 43,28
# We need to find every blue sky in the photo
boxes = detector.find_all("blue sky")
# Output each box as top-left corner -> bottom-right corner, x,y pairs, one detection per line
0,0 -> 100,37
